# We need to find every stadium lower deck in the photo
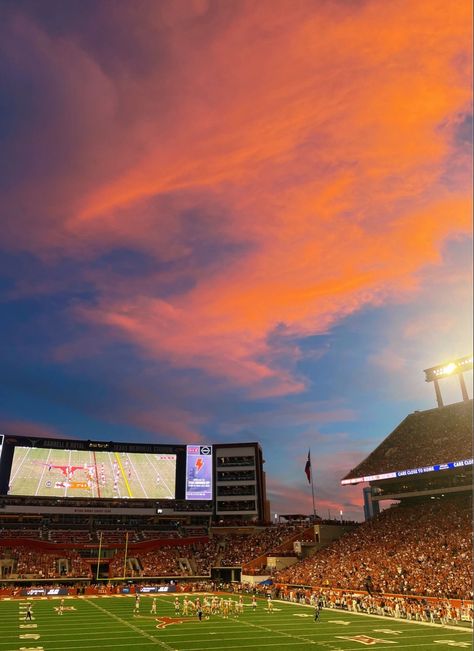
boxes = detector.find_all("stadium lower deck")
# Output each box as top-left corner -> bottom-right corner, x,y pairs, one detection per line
0,594 -> 471,651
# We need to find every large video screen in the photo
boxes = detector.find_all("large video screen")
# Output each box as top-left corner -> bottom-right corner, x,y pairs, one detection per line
8,447 -> 176,499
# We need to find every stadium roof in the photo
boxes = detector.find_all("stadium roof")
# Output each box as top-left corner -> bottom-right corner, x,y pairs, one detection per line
342,400 -> 473,484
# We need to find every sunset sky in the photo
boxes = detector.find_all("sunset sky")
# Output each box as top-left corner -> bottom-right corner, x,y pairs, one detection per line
0,0 -> 472,520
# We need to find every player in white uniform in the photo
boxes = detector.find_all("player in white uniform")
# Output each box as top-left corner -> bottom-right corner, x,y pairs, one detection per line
134,594 -> 140,615
150,598 -> 157,615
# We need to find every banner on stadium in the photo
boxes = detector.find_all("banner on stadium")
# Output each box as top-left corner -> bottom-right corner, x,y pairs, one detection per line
120,585 -> 177,594
138,585 -> 177,594
20,587 -> 69,597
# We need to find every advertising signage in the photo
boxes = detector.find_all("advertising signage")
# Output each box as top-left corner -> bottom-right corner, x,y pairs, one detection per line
185,445 -> 213,500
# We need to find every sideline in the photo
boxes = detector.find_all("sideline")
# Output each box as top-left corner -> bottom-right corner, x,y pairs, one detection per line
275,599 -> 473,633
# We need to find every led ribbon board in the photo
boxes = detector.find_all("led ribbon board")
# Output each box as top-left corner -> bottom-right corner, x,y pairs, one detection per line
341,457 -> 473,485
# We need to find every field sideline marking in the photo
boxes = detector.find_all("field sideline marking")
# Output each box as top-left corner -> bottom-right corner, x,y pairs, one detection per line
85,596 -> 174,650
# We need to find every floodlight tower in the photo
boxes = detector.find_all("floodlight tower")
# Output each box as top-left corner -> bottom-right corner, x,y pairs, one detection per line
423,355 -> 473,407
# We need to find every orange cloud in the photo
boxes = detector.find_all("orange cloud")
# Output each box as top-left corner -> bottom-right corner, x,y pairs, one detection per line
2,0 -> 472,395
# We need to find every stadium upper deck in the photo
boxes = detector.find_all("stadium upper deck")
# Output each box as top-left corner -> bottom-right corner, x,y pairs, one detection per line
342,400 -> 472,483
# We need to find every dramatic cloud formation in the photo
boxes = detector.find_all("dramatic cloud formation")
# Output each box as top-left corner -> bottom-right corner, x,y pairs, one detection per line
0,0 -> 471,518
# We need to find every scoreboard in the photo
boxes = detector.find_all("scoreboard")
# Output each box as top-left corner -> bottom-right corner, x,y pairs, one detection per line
0,434 -> 213,502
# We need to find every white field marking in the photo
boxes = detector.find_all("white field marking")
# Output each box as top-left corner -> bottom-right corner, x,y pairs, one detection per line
275,600 -> 473,633
181,645 -> 329,650
15,646 -> 168,651
434,641 -> 471,647
85,595 -> 175,651
166,456 -> 177,497
328,621 -> 351,625
34,448 -> 52,497
19,625 -> 37,629
9,446 -> 31,486
336,635 -> 397,645
126,452 -> 149,499
215,610 -> 341,651
373,630 -> 403,635
294,614 -> 312,617
146,454 -> 173,499
19,634 -> 40,640
18,647 -> 43,651
64,449 -> 72,497
106,451 -> 117,498
89,449 -> 95,498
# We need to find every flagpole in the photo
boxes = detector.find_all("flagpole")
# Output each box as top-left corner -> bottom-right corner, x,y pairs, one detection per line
310,452 -> 316,521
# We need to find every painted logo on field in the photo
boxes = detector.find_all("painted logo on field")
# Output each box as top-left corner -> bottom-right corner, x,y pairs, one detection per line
336,635 -> 397,645
155,616 -> 194,629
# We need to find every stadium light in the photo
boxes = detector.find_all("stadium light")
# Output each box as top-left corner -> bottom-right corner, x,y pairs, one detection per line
424,355 -> 473,382
423,354 -> 472,407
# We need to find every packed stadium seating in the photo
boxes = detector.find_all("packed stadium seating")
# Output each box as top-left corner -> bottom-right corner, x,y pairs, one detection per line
344,400 -> 472,480
275,494 -> 472,600
1,546 -> 92,579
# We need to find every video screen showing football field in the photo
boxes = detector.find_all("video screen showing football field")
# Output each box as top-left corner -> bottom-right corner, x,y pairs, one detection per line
8,447 -> 176,499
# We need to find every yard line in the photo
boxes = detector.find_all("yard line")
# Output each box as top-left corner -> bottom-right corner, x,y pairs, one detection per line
64,449 -> 72,497
126,452 -> 149,498
114,452 -> 132,498
146,454 -> 173,499
93,450 -> 101,498
9,446 -> 31,487
215,610 -> 341,651
85,598 -> 174,650
35,448 -> 52,496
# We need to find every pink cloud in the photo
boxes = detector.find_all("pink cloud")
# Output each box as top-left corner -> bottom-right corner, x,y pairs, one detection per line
1,0 -> 471,396
0,419 -> 68,440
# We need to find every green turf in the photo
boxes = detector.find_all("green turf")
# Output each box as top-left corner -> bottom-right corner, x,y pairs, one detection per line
0,595 -> 471,651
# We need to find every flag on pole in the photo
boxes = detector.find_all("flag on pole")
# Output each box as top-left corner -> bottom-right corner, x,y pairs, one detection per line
304,450 -> 311,484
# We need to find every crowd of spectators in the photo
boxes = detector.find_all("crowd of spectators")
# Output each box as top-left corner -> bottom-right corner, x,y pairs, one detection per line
276,588 -> 473,624
0,522 -> 312,580
276,495 -> 472,600
0,546 -> 92,579
110,546 -> 185,577
219,523 -> 313,566
344,400 -> 472,480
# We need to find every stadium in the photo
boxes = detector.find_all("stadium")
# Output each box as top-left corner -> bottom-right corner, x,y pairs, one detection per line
0,360 -> 472,651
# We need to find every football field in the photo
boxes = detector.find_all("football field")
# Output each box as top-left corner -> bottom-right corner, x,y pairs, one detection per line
0,595 -> 471,651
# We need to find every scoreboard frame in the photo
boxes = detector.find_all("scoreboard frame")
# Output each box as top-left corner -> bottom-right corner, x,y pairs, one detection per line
0,435 -> 213,503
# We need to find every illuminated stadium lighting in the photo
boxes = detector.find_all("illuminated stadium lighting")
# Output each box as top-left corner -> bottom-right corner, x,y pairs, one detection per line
424,354 -> 473,382
423,355 -> 472,406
